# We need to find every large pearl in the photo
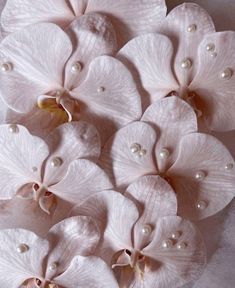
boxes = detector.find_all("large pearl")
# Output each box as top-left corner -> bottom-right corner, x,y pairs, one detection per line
221,68 -> 233,80
1,62 -> 13,72
8,124 -> 19,134
71,61 -> 82,73
159,148 -> 170,159
196,200 -> 207,210
49,262 -> 58,271
141,224 -> 152,236
194,170 -> 206,181
50,157 -> 63,167
17,243 -> 29,253
181,58 -> 192,69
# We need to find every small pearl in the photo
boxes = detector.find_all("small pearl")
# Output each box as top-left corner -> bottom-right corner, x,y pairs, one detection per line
141,224 -> 152,236
71,61 -> 82,73
181,58 -> 192,69
1,62 -> 13,72
210,52 -> 217,58
49,262 -> 58,271
171,231 -> 181,240
50,157 -> 63,167
206,43 -> 215,52
225,163 -> 234,170
162,239 -> 173,249
97,86 -> 105,93
8,124 -> 19,133
196,200 -> 208,210
159,148 -> 170,159
32,167 -> 38,172
194,170 -> 206,181
17,243 -> 29,253
177,242 -> 187,250
187,24 -> 197,32
139,149 -> 147,157
130,143 -> 141,153
221,68 -> 233,80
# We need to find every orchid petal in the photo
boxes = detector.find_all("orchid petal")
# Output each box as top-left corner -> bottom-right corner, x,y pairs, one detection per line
167,133 -> 235,220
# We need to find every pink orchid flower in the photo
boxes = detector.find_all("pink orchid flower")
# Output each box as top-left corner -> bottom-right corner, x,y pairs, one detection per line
0,15 -> 141,143
72,176 -> 206,288
0,121 -> 112,214
100,97 -> 235,220
0,0 -> 167,46
118,3 -> 235,132
0,215 -> 119,288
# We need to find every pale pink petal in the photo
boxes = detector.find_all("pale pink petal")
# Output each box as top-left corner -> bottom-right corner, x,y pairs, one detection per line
1,0 -> 74,34
167,133 -> 235,220
72,56 -> 142,144
100,122 -> 157,189
125,175 -> 177,249
69,0 -> 88,15
118,33 -> 178,106
45,216 -> 99,279
86,0 -> 167,46
142,97 -> 198,172
49,159 -> 112,203
43,121 -> 100,185
189,32 -> 235,131
0,229 -> 49,287
143,216 -> 206,288
54,256 -> 119,288
0,23 -> 72,112
65,13 -> 117,89
0,124 -> 49,199
158,3 -> 215,86
72,191 -> 139,260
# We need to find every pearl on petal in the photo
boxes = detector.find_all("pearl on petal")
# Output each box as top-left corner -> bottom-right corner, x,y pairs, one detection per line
196,200 -> 208,210
187,24 -> 197,32
210,52 -> 217,58
221,68 -> 233,80
177,242 -> 187,250
71,61 -> 82,73
17,243 -> 29,253
141,224 -> 152,236
50,157 -> 63,167
171,231 -> 181,240
162,239 -> 173,249
139,149 -> 147,157
225,163 -> 234,170
159,148 -> 170,159
206,43 -> 215,52
8,124 -> 19,133
1,62 -> 13,72
194,170 -> 206,181
97,86 -> 105,93
49,262 -> 58,271
130,143 -> 141,153
181,58 -> 192,69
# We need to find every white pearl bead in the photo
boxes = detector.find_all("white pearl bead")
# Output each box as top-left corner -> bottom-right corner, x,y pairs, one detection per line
225,163 -> 234,170
139,149 -> 147,157
162,239 -> 173,249
49,262 -> 58,271
97,86 -> 105,93
196,200 -> 207,210
181,58 -> 192,69
210,52 -> 217,58
17,243 -> 29,253
177,242 -> 187,250
187,24 -> 197,32
50,157 -> 63,167
171,231 -> 181,240
141,224 -> 152,236
1,62 -> 13,72
194,171 -> 206,181
130,143 -> 141,153
221,68 -> 233,80
206,43 -> 215,52
8,124 -> 19,133
71,61 -> 82,73
159,148 -> 170,159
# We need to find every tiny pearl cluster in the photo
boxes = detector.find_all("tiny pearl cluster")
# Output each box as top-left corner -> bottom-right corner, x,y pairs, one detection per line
161,231 -> 187,250
130,143 -> 147,157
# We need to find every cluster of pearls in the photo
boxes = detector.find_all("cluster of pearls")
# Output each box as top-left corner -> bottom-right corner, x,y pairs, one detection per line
141,224 -> 152,236
159,148 -> 170,160
130,143 -> 147,157
225,163 -> 234,170
162,231 -> 187,250
17,243 -> 29,253
220,68 -> 233,80
187,24 -> 197,33
97,86 -> 105,93
194,170 -> 206,181
206,43 -> 217,58
181,58 -> 192,69
71,61 -> 82,73
1,62 -> 13,72
8,124 -> 19,134
50,157 -> 63,167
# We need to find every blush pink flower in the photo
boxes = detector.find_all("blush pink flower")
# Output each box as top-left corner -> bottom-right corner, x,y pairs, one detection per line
0,215 -> 119,287
118,3 -> 235,132
100,97 -> 235,220
0,15 -> 141,143
72,176 -> 206,288
0,121 -> 112,214
0,0 -> 167,46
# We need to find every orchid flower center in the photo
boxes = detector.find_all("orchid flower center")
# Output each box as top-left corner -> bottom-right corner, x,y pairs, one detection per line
33,183 -> 57,214
23,278 -> 59,288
